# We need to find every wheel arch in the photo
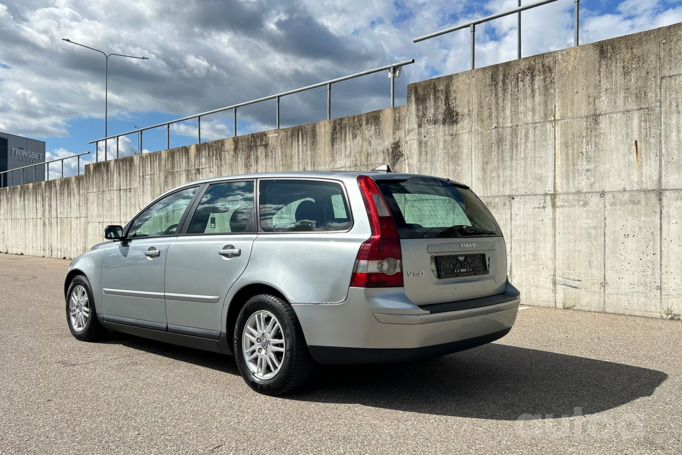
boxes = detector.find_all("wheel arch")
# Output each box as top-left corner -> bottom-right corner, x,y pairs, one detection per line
64,251 -> 104,311
226,283 -> 287,347
64,268 -> 89,298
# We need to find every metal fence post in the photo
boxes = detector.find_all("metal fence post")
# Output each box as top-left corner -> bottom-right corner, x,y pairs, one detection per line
105,139 -> 108,161
167,125 -> 170,150
234,108 -> 237,137
470,24 -> 476,70
46,164 -> 48,182
198,116 -> 201,144
33,166 -> 36,184
116,136 -> 119,159
139,131 -> 143,154
276,96 -> 280,129
390,67 -> 395,108
574,0 -> 580,46
327,83 -> 332,120
518,0 -> 522,59
95,141 -> 99,163
78,155 -> 81,176
61,159 -> 64,179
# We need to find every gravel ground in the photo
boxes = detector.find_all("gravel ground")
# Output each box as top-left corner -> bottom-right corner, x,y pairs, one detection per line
0,253 -> 680,454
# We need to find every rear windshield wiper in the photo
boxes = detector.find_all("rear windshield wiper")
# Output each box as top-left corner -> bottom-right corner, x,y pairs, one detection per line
458,225 -> 497,236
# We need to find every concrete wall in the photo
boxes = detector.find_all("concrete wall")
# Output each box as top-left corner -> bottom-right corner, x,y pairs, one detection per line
1,23 -> 680,319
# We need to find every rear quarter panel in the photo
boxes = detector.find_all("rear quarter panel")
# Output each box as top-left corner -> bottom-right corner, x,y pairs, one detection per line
239,232 -> 369,304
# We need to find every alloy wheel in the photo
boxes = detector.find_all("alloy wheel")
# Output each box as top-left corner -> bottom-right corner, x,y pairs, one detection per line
69,285 -> 90,332
242,310 -> 286,380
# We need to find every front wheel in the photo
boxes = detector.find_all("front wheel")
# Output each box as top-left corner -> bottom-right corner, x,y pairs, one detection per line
66,275 -> 107,341
234,294 -> 315,395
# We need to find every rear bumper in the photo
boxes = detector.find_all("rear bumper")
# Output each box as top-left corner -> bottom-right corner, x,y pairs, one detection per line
292,282 -> 520,365
308,328 -> 511,364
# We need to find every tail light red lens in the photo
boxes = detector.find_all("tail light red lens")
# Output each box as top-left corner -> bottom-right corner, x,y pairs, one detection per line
351,176 -> 403,288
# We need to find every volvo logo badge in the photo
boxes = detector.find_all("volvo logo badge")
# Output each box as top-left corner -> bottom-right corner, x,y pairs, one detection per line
460,243 -> 476,248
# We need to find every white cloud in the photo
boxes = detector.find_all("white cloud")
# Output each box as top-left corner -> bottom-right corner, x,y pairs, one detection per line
0,0 -> 680,145
617,0 -> 660,17
655,6 -> 682,27
171,119 -> 232,142
42,135 -> 141,179
95,135 -> 139,161
45,146 -> 81,178
182,54 -> 220,78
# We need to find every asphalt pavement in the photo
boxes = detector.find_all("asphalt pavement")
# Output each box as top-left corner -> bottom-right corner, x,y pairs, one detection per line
0,253 -> 680,454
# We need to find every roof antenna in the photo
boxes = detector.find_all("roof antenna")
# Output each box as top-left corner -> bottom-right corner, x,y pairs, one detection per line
370,164 -> 392,173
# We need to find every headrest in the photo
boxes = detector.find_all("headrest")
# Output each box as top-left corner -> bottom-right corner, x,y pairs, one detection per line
230,207 -> 251,232
295,200 -> 318,224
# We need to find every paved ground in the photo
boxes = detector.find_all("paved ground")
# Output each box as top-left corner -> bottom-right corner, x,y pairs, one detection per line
0,253 -> 680,454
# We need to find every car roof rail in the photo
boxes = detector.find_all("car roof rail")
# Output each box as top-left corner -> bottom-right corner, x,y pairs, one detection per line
370,164 -> 393,173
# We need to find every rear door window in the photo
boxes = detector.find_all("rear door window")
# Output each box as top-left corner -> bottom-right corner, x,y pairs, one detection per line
188,181 -> 255,234
376,177 -> 502,239
259,180 -> 352,232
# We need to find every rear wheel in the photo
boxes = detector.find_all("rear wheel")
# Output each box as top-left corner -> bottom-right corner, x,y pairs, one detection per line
234,294 -> 314,395
66,275 -> 107,341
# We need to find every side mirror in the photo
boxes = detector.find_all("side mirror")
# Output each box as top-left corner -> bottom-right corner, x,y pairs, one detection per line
104,225 -> 124,240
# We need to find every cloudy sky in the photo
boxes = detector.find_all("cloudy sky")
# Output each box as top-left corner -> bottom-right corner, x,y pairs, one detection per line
0,0 -> 680,176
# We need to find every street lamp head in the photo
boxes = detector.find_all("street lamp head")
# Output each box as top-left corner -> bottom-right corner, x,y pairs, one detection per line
62,38 -> 71,42
141,57 -> 149,60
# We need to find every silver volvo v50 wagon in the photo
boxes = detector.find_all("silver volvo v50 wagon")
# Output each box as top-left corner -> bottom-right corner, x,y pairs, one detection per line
64,169 -> 520,395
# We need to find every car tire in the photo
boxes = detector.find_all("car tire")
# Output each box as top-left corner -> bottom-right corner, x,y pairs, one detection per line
66,275 -> 107,341
234,294 -> 315,396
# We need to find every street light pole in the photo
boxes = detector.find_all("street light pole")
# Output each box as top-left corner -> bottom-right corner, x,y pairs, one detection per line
62,39 -> 148,160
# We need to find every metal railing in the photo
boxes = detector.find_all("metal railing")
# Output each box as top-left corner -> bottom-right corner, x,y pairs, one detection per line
414,0 -> 580,70
89,59 -> 415,157
0,152 -> 90,188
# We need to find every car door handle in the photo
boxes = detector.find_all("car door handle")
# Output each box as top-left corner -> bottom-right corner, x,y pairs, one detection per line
144,247 -> 161,258
218,245 -> 241,258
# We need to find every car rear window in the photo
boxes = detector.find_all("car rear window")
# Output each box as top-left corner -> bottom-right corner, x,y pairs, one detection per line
259,180 -> 352,232
376,177 -> 502,239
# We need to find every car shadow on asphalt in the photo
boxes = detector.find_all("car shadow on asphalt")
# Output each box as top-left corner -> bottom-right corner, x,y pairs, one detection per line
102,332 -> 667,420
101,331 -> 241,375
295,344 -> 668,420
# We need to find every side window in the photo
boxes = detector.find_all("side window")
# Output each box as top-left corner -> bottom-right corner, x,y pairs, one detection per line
259,180 -> 352,232
188,181 -> 255,234
128,187 -> 197,238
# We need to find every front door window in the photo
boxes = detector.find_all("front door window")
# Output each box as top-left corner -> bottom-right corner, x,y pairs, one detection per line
128,187 -> 197,238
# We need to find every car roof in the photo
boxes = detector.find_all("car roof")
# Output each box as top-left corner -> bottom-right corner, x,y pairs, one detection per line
164,171 -> 468,197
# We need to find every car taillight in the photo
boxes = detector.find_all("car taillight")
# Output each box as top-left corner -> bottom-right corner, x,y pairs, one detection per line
351,176 -> 403,288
